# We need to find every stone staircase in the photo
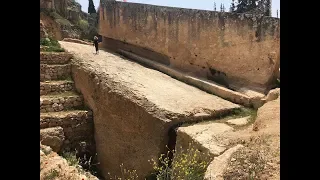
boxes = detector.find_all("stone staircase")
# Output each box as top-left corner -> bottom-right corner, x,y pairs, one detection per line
40,51 -> 95,152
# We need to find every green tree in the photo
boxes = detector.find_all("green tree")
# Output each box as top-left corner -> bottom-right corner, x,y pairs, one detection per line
229,0 -> 236,12
232,0 -> 271,16
88,0 -> 96,14
264,0 -> 271,16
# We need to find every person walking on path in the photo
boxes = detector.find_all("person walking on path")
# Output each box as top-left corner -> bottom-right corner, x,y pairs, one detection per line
93,36 -> 99,54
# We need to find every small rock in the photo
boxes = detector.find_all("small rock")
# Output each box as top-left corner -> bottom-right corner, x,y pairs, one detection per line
231,158 -> 236,162
40,127 -> 65,152
58,104 -> 64,111
43,99 -> 51,105
40,150 -> 45,156
52,99 -> 60,103
226,116 -> 250,126
42,146 -> 52,155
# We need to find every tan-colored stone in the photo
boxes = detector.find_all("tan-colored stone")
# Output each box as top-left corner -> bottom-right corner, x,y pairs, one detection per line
253,97 -> 280,133
176,123 -> 234,158
61,41 -> 240,178
226,116 -> 250,126
264,88 -> 280,102
40,127 -> 65,152
204,144 -> 244,180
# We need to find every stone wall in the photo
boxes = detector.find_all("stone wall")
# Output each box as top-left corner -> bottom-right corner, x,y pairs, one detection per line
99,1 -> 280,92
40,52 -> 73,64
40,64 -> 71,81
40,95 -> 83,112
40,110 -> 94,150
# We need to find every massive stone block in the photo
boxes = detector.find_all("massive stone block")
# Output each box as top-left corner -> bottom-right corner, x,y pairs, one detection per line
99,1 -> 280,92
62,41 -> 240,179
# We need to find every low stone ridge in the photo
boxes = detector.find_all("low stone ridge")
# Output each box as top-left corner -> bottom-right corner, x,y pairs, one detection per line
176,123 -> 234,158
263,88 -> 280,103
40,80 -> 74,95
63,38 -> 92,45
204,144 -> 244,180
40,127 -> 65,152
40,64 -> 71,81
40,52 -> 73,65
226,116 -> 250,126
40,94 -> 83,113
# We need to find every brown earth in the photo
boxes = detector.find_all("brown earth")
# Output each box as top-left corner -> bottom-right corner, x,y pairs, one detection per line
40,12 -> 63,40
223,94 -> 280,180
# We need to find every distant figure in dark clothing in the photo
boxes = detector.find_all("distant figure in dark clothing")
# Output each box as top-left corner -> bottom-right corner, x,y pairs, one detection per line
93,36 -> 99,54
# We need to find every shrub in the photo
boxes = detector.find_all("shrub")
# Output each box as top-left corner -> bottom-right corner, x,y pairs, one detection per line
44,169 -> 59,180
150,145 -> 211,180
108,163 -> 139,180
40,37 -> 65,52
78,19 -> 89,32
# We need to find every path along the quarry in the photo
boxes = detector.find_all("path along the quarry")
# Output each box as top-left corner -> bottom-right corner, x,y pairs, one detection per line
59,41 -> 279,179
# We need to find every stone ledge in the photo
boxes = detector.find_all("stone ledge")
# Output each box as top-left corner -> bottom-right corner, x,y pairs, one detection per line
63,38 -> 92,45
40,94 -> 83,112
40,110 -> 93,129
40,64 -> 71,81
40,80 -> 74,95
40,52 -> 73,65
176,122 -> 234,158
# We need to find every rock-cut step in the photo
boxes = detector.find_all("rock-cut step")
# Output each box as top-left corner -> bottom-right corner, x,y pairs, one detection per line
40,64 -> 71,82
40,80 -> 75,95
40,52 -> 72,65
40,110 -> 93,129
40,92 -> 83,113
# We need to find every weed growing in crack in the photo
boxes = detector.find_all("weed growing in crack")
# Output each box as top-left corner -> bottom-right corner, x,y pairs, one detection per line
61,149 -> 101,178
62,151 -> 79,166
44,169 -> 59,180
108,163 -> 139,180
149,145 -> 211,180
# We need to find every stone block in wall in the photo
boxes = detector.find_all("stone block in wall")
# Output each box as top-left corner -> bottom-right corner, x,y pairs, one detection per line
40,80 -> 75,95
40,127 -> 65,152
40,52 -> 73,65
40,94 -> 83,113
40,64 -> 71,81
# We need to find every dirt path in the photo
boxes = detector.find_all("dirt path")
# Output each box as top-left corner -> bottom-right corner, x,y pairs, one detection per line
60,41 -> 239,116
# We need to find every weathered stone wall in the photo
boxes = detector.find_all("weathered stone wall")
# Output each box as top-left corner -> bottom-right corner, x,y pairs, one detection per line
40,64 -> 71,81
40,81 -> 74,95
40,111 -> 94,150
40,96 -> 83,112
99,1 -> 280,91
40,52 -> 73,64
